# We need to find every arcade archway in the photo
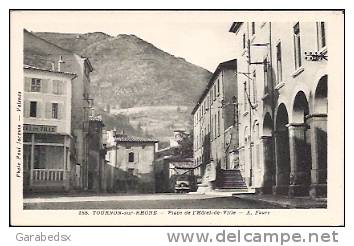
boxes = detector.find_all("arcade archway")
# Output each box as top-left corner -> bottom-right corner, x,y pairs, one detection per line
274,104 -> 290,195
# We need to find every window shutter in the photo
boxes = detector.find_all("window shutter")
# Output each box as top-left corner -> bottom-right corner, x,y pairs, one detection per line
36,101 -> 41,118
45,102 -> 52,119
58,103 -> 65,120
41,79 -> 49,93
24,77 -> 31,92
24,100 -> 30,117
57,81 -> 63,95
61,81 -> 66,95
52,80 -> 57,94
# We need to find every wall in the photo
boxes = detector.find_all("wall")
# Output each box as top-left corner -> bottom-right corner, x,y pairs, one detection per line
24,30 -> 93,190
106,142 -> 156,193
231,21 -> 328,192
23,70 -> 72,135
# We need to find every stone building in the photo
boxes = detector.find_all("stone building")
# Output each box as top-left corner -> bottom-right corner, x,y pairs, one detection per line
87,115 -> 106,192
192,59 -> 246,191
24,30 -> 94,190
104,130 -> 158,193
229,22 -> 327,197
23,65 -> 77,191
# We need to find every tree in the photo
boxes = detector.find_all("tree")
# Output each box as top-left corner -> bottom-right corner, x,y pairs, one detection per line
176,132 -> 193,158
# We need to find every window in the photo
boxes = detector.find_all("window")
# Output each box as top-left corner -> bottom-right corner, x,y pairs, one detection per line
31,78 -> 41,92
263,58 -> 269,93
30,101 -> 37,117
206,95 -> 209,111
243,82 -> 247,111
128,152 -> 135,162
276,42 -> 283,83
318,22 -> 326,49
293,22 -> 302,69
214,114 -> 217,139
244,127 -> 249,145
53,80 -> 63,95
213,85 -> 217,100
252,70 -> 257,104
217,111 -> 220,137
217,79 -> 220,96
52,103 -> 58,119
211,117 -> 213,139
251,22 -> 256,35
243,33 -> 246,49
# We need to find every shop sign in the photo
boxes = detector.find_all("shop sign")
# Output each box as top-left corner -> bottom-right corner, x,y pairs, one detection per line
23,124 -> 57,133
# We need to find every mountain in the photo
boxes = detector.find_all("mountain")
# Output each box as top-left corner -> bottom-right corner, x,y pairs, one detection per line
31,31 -> 212,142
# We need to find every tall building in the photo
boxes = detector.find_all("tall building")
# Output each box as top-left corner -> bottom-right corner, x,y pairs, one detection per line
24,30 -> 94,190
229,22 -> 328,197
23,65 -> 77,191
192,59 -> 244,190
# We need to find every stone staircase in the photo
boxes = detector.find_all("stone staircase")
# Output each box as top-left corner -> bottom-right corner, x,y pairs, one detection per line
215,169 -> 249,192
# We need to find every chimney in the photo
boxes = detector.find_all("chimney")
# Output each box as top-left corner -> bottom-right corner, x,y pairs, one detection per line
58,55 -> 65,72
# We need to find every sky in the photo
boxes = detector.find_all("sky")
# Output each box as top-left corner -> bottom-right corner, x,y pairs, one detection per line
20,11 -> 239,71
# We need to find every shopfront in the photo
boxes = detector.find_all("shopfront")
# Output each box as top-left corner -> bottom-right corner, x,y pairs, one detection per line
23,124 -> 72,191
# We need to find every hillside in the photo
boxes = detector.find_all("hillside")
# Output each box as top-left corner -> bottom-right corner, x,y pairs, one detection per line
30,31 -> 212,142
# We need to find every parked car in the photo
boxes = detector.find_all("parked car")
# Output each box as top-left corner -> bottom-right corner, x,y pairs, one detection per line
174,175 -> 197,193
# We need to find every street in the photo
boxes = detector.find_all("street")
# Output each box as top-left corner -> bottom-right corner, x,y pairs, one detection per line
24,193 -> 283,210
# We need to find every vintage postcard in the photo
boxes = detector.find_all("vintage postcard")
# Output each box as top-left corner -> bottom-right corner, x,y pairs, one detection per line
10,10 -> 344,226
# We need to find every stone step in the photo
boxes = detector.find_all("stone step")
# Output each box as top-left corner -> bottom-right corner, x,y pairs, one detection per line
214,188 -> 250,193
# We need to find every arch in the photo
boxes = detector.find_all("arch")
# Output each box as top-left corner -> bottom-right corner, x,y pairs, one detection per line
292,91 -> 309,124
262,113 -> 275,192
252,121 -> 260,170
263,112 -> 273,136
314,75 -> 328,114
290,92 -> 312,195
274,103 -> 291,194
276,103 -> 289,131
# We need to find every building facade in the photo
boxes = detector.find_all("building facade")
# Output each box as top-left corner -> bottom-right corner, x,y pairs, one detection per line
23,65 -> 76,191
192,60 -> 240,188
104,131 -> 158,193
87,115 -> 106,192
229,22 -> 328,197
24,30 -> 94,191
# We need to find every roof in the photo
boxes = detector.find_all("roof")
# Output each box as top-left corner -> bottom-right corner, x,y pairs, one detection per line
229,22 -> 244,34
170,159 -> 198,169
191,59 -> 237,115
109,135 -> 159,144
24,65 -> 77,79
24,29 -> 94,74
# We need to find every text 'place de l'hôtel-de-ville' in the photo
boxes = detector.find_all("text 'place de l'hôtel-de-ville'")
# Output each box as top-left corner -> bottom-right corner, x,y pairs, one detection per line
22,21 -> 328,199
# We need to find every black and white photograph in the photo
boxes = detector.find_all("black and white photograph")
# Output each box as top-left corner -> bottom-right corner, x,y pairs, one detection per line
10,10 -> 344,226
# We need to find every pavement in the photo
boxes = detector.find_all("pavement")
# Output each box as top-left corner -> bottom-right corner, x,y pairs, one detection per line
23,191 -> 325,209
23,193 -> 283,209
24,193 -> 223,203
233,193 -> 327,209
